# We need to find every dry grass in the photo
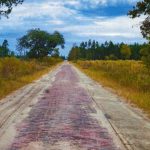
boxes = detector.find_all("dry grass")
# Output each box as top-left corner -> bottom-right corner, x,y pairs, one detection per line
0,57 -> 63,99
75,60 -> 150,115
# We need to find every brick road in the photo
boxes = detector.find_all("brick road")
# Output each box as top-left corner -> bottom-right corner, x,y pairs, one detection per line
6,63 -> 123,150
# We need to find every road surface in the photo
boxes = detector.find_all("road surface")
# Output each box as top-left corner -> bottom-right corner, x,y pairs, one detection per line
0,62 -> 150,150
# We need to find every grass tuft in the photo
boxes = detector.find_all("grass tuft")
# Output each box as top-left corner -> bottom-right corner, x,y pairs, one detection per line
0,57 -> 63,100
75,60 -> 150,115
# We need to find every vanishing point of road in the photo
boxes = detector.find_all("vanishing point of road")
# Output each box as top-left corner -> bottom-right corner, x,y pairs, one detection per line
0,62 -> 150,150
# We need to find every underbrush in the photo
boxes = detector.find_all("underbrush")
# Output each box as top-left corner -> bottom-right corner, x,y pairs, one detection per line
75,60 -> 150,115
0,57 -> 62,99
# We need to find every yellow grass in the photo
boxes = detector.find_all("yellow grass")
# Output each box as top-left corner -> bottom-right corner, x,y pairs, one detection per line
0,57 -> 63,100
75,60 -> 150,115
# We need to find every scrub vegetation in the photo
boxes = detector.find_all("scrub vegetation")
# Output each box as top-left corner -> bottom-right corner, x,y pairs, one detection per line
0,28 -> 65,100
0,57 -> 63,99
75,60 -> 150,115
69,0 -> 150,115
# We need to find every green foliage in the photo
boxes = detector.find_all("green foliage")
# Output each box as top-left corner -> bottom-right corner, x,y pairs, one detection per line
17,29 -> 65,58
120,44 -> 131,60
140,44 -> 150,69
68,40 -> 143,61
0,39 -> 14,57
51,48 -> 60,58
128,0 -> 150,69
128,0 -> 150,40
0,0 -> 23,17
60,55 -> 66,60
105,54 -> 118,60
68,47 -> 80,61
0,42 -> 7,56
38,57 -> 63,66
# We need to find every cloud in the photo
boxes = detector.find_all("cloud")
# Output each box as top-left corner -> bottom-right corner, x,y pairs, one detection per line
0,0 -> 145,56
0,0 -> 76,30
55,15 -> 143,39
63,0 -> 139,9
0,0 -> 139,30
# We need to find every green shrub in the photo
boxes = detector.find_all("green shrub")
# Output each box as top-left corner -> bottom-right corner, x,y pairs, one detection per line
140,45 -> 150,69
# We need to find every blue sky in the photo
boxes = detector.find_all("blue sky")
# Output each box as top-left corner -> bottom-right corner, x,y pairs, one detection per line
0,0 -> 145,56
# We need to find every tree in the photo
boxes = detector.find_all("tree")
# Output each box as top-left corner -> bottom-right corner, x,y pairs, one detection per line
51,48 -> 60,57
128,0 -> 150,40
68,40 -> 144,61
120,44 -> 132,60
140,45 -> 150,69
88,39 -> 92,49
68,46 -> 80,61
105,54 -> 118,60
0,0 -> 24,17
128,0 -> 150,68
2,39 -> 9,48
79,42 -> 86,59
17,29 -> 65,58
0,39 -> 10,57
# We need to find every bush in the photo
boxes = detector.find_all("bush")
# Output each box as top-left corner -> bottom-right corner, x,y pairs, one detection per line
140,45 -> 150,69
76,60 -> 150,114
0,57 -> 63,80
0,57 -> 40,79
77,60 -> 150,92
38,57 -> 63,66
0,57 -> 63,99
0,57 -> 22,79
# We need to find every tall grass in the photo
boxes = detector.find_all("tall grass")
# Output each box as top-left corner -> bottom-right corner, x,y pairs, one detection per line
0,57 -> 62,99
76,60 -> 150,115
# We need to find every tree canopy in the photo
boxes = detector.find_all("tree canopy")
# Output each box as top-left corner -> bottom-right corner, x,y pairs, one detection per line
68,40 -> 145,61
128,0 -> 150,40
0,39 -> 14,57
128,0 -> 150,69
120,44 -> 131,60
0,0 -> 23,17
17,29 -> 65,58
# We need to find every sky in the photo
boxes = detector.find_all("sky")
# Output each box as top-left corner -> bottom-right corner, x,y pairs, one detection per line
0,0 -> 146,56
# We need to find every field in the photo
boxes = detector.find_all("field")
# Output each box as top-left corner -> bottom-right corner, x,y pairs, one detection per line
75,60 -> 150,115
0,57 -> 62,99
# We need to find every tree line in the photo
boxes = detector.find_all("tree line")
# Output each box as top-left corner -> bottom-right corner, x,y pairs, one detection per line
0,0 -> 149,67
68,0 -> 150,68
68,40 -> 146,61
0,29 -> 65,59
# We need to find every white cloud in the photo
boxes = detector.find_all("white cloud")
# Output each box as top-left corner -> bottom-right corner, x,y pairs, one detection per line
0,0 -> 144,51
62,0 -> 139,8
0,1 -> 76,29
56,16 -> 143,39
48,20 -> 64,25
0,0 -> 139,29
